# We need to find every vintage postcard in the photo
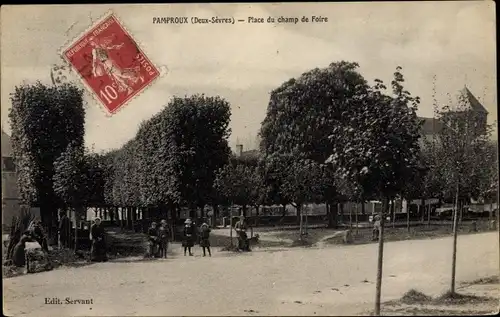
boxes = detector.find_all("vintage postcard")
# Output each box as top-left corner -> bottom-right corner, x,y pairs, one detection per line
1,2 -> 498,317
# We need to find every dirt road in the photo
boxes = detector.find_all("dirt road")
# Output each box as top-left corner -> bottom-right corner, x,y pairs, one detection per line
3,232 -> 498,316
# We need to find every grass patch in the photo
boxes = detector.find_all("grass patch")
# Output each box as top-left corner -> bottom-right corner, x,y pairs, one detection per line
462,275 -> 499,286
434,291 -> 495,305
400,289 -> 433,305
290,239 -> 314,248
220,244 -> 240,252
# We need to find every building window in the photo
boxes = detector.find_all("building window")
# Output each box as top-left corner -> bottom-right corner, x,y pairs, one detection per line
2,157 -> 15,172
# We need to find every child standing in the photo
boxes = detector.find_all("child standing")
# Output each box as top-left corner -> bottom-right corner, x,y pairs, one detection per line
182,218 -> 195,256
158,219 -> 170,258
199,223 -> 211,257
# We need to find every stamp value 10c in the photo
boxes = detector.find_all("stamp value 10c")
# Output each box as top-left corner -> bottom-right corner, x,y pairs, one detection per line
62,13 -> 160,114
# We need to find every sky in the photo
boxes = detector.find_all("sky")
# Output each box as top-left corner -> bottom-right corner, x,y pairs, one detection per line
1,2 -> 497,153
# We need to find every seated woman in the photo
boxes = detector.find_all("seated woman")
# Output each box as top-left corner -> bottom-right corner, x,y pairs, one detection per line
90,218 -> 108,262
29,218 -> 49,253
12,231 -> 33,267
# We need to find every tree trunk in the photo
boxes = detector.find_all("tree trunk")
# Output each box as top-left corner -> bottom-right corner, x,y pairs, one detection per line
229,203 -> 234,247
451,181 -> 460,294
489,202 -> 493,228
427,204 -> 432,227
339,203 -> 344,224
355,202 -> 359,235
295,204 -> 301,226
254,205 -> 260,227
459,202 -> 463,223
406,199 -> 410,233
213,204 -> 219,228
420,198 -> 425,223
298,204 -> 303,240
121,208 -> 125,230
361,201 -> 366,215
326,202 -> 338,228
349,203 -> 353,230
374,197 -> 388,316
305,205 -> 309,235
132,207 -> 137,232
391,200 -> 395,228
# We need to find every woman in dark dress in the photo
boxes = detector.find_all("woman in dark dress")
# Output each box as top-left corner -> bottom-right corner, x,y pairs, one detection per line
199,223 -> 211,257
148,222 -> 160,258
90,218 -> 108,262
12,231 -> 33,267
182,218 -> 195,256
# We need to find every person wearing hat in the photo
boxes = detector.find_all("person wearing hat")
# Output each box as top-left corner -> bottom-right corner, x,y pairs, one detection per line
182,218 -> 195,256
148,222 -> 160,258
199,223 -> 212,257
90,218 -> 108,262
158,219 -> 170,258
234,215 -> 250,251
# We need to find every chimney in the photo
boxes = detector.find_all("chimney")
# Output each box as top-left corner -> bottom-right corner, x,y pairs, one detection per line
236,144 -> 243,157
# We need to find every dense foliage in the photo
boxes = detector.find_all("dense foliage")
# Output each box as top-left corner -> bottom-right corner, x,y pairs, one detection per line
8,83 -> 85,235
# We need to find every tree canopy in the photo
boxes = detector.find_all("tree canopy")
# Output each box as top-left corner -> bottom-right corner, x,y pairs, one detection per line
8,83 -> 85,229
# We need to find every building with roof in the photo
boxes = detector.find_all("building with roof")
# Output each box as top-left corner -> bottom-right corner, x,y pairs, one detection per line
2,129 -> 21,231
418,86 -> 488,143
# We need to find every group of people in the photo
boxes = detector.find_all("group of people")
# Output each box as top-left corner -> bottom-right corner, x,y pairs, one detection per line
147,219 -> 171,258
147,218 -> 213,258
11,213 -> 253,269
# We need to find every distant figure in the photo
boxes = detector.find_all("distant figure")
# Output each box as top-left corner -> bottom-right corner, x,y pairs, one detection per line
182,218 -> 195,256
29,218 -> 49,253
12,231 -> 33,267
158,220 -> 170,258
58,211 -> 71,249
90,218 -> 108,262
199,223 -> 211,257
372,214 -> 381,241
148,222 -> 160,258
235,215 -> 250,251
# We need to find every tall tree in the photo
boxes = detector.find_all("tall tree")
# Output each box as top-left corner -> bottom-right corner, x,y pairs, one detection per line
214,155 -> 266,217
435,90 -> 494,294
166,95 -> 232,217
259,61 -> 371,227
279,157 -> 325,237
53,142 -> 87,211
8,83 -> 85,239
326,67 -> 422,315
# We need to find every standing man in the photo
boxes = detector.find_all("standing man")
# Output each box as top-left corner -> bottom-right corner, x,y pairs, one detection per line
58,211 -> 71,249
235,215 -> 250,251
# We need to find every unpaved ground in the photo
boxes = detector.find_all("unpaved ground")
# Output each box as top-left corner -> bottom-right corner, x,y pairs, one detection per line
3,232 -> 498,316
377,277 -> 499,316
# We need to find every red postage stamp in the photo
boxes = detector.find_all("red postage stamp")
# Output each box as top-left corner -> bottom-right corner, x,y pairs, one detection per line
62,13 -> 160,114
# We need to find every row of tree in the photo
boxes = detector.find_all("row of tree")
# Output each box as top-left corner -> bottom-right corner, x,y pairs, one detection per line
9,64 -> 497,237
9,61 -> 497,316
